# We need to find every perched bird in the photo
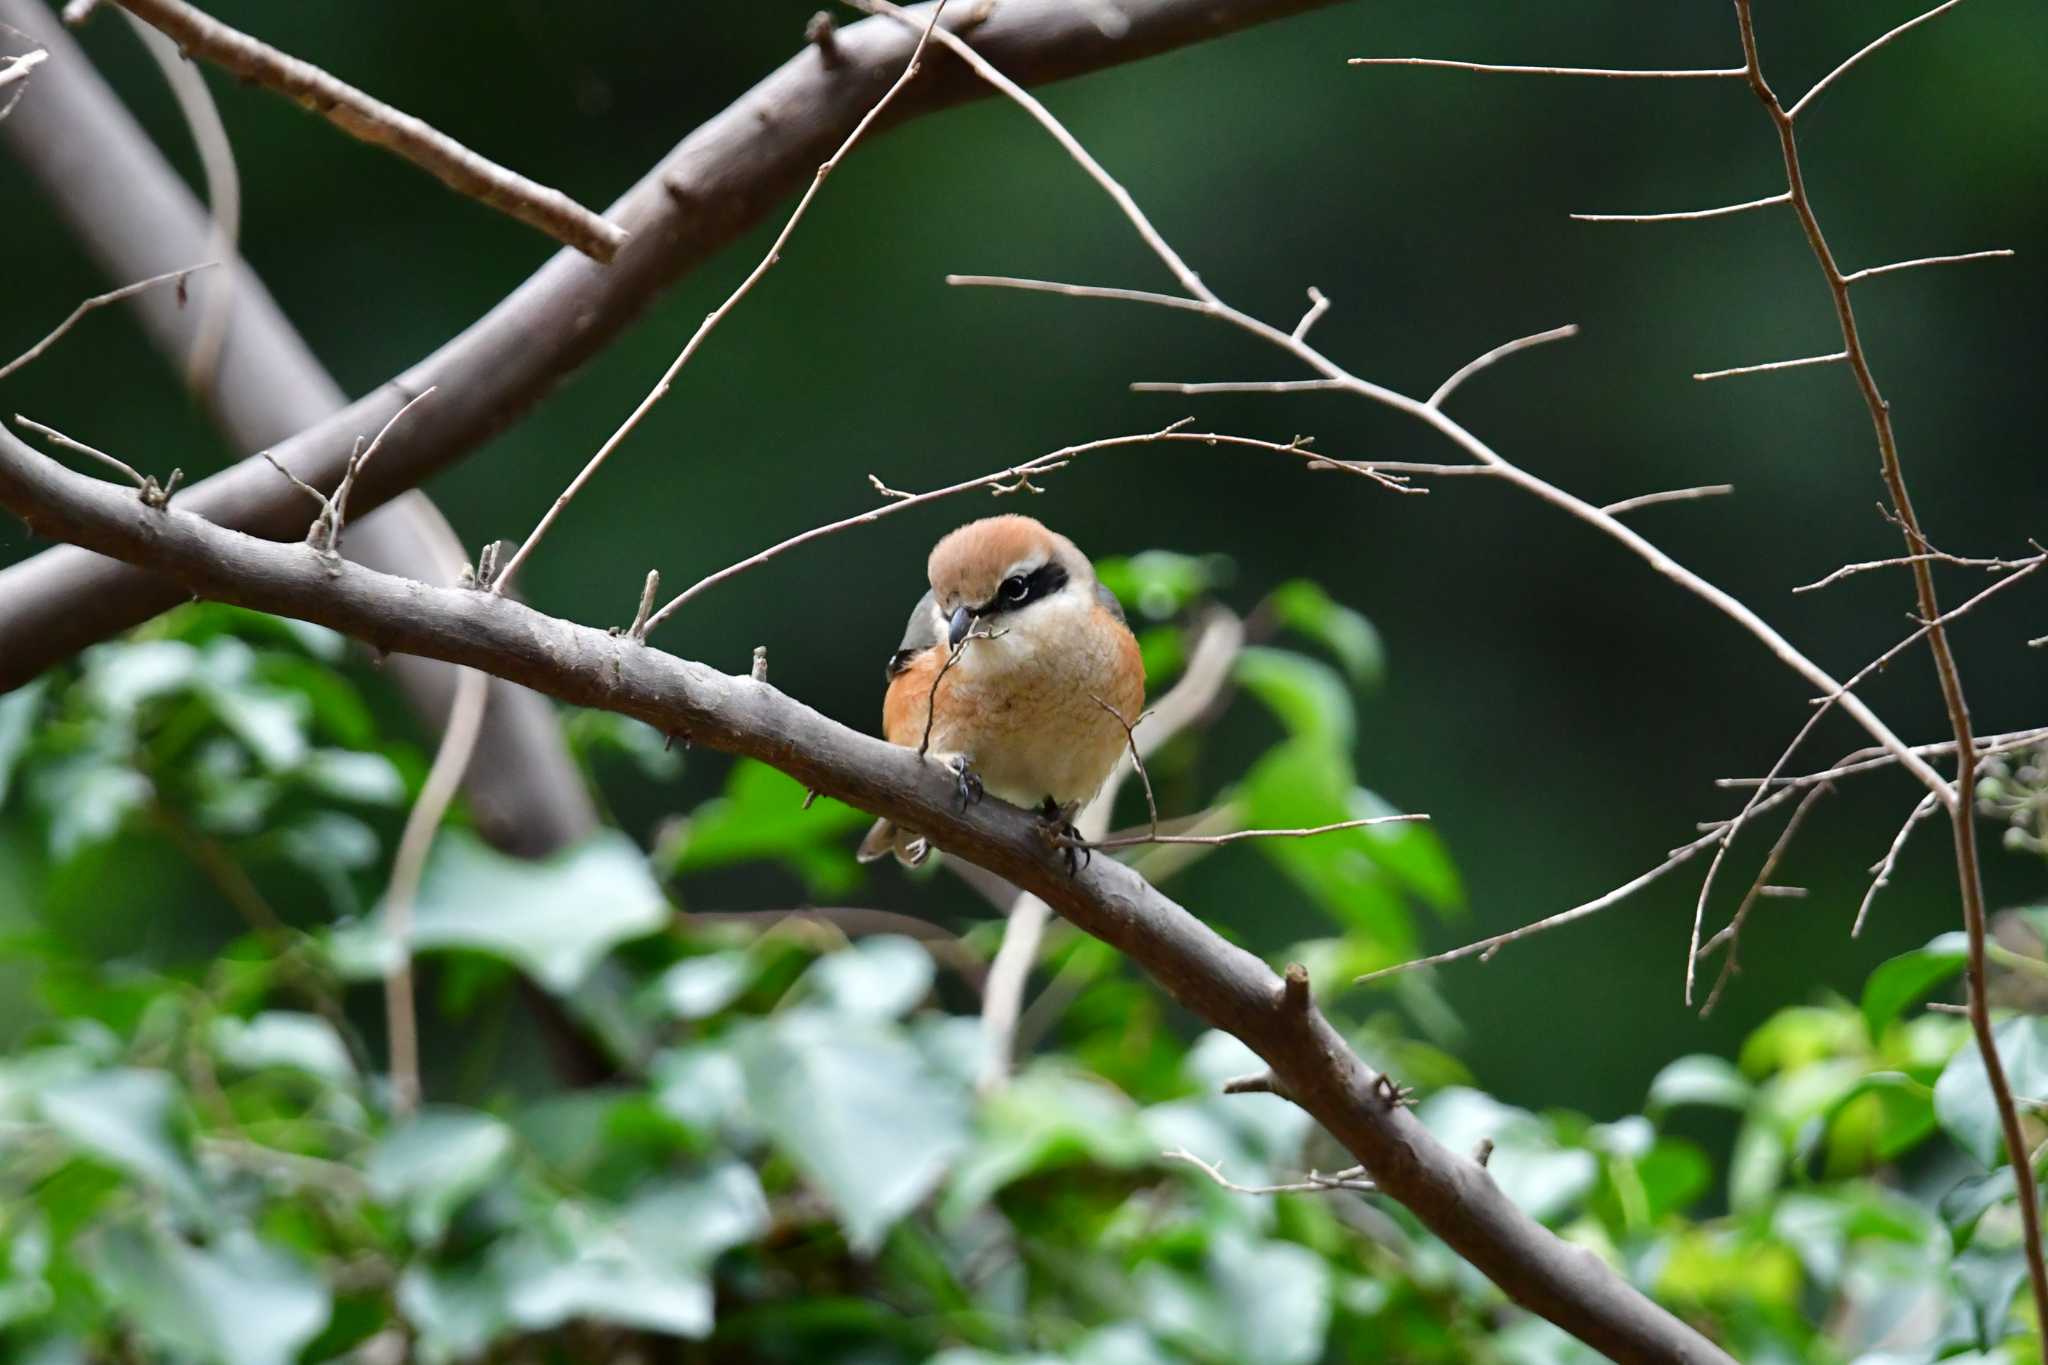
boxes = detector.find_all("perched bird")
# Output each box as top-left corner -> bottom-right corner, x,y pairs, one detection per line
857,514 -> 1145,867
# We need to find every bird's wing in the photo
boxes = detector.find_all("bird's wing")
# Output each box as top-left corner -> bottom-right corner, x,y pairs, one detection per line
1093,579 -> 1127,623
885,588 -> 943,680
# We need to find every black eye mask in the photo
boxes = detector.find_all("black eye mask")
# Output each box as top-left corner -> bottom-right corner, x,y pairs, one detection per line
979,560 -> 1068,619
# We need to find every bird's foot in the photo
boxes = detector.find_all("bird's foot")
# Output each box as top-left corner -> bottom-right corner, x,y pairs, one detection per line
948,756 -> 984,810
1038,798 -> 1091,875
1373,1073 -> 1415,1110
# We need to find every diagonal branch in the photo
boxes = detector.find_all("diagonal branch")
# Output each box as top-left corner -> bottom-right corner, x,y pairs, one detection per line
0,0 -> 1349,692
105,0 -> 626,262
0,430 -> 1737,1365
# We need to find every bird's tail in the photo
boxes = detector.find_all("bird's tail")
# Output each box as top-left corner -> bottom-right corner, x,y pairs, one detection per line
856,817 -> 930,867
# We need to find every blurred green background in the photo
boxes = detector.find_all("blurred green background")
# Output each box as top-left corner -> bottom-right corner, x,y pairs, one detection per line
3,0 -> 2043,1125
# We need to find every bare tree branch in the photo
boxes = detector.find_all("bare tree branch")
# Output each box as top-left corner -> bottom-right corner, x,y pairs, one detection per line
488,0 -> 950,595
0,0 -> 1349,690
0,433 -> 1738,1365
1691,351 -> 1846,383
1728,0 -> 2048,1322
1840,248 -> 2013,285
1570,191 -> 1790,223
106,0 -> 626,261
1349,56 -> 1744,80
0,2 -> 597,858
0,262 -> 216,384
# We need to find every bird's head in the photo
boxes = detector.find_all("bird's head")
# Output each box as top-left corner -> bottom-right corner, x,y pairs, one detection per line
926,514 -> 1093,647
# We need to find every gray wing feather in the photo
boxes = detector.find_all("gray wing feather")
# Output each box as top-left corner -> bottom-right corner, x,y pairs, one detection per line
1093,579 -> 1126,623
885,589 -> 942,679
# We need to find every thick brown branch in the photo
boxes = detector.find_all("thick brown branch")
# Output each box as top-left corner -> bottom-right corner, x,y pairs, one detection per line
0,0 -> 1342,692
0,434 -> 1734,1365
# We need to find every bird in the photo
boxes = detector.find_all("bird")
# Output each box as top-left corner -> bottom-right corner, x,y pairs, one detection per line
856,514 -> 1145,868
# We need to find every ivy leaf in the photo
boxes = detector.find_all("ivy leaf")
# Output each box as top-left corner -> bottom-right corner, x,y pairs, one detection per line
89,1224 -> 329,1365
1418,1089 -> 1595,1223
1647,1054 -> 1753,1117
1264,580 -> 1384,686
0,678 -> 45,807
367,1108 -> 516,1243
659,760 -> 868,897
31,756 -> 151,863
1862,932 -> 1970,1039
211,1012 -> 355,1088
37,1069 -> 205,1216
654,951 -> 756,1021
333,830 -> 669,993
1207,1231 -> 1332,1365
1234,648 -> 1353,751
737,1009 -> 969,1252
1935,1016 -> 2048,1167
944,1065 -> 1152,1219
800,936 -> 935,1019
295,749 -> 405,806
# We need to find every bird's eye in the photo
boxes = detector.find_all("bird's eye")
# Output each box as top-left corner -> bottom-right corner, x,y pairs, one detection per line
1001,575 -> 1030,603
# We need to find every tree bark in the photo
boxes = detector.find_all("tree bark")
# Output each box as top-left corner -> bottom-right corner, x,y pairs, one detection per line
0,0 -> 1342,691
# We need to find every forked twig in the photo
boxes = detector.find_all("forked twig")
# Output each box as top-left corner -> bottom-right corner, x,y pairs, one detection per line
1163,1146 -> 1377,1195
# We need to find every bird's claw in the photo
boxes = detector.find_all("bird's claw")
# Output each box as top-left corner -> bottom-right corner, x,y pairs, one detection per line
949,756 -> 984,810
1373,1074 -> 1415,1110
1038,799 -> 1090,875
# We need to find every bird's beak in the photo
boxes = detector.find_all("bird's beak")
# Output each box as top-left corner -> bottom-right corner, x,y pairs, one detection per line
947,605 -> 974,648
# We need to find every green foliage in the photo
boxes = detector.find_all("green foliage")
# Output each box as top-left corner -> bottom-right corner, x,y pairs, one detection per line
1,590 -> 2043,1363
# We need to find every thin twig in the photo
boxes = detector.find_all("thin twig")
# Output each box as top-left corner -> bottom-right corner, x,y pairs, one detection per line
1291,287 -> 1330,340
120,9 -> 236,395
1599,485 -> 1734,516
14,414 -> 181,506
1355,785 -> 1801,984
0,263 -> 218,384
1785,0 -> 1971,121
1163,1147 -> 1377,1195
1730,0 -> 2048,1323
1131,379 -> 1345,396
1090,695 -> 1158,835
1852,791 -> 1940,937
272,387 -> 438,556
1570,191 -> 1790,223
1083,812 -> 1426,851
1428,324 -> 1579,408
627,569 -> 659,640
382,665 -> 489,1116
106,0 -> 625,261
1793,549 -> 2029,593
489,1 -> 948,597
1682,556 -> 2040,1003
1698,782 -> 1832,1017
1719,727 -> 2048,792
1840,249 -> 2014,285
1692,351 -> 1846,383
0,45 -> 44,91
1348,56 -> 1744,80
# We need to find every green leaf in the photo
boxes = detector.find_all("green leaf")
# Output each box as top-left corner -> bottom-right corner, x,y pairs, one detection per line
944,1065 -> 1152,1219
367,1108 -> 516,1242
90,1224 -> 329,1365
659,760 -> 868,896
81,640 -> 200,714
1646,1054 -> 1753,1116
1234,647 -> 1353,751
211,1012 -> 355,1088
652,1044 -> 750,1140
654,951 -> 755,1021
31,757 -> 151,862
737,1009 -> 970,1252
37,1069 -> 205,1215
1237,743 -> 1413,951
1935,1015 -> 2048,1167
1264,580 -> 1385,686
1095,551 -> 1233,621
800,935 -> 934,1019
295,749 -> 404,806
203,682 -> 311,773
1862,931 -> 1971,1040
0,678 -> 46,807
1206,1231 -> 1332,1365
1941,1166 -> 2018,1250
334,830 -> 669,993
